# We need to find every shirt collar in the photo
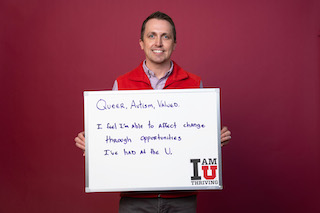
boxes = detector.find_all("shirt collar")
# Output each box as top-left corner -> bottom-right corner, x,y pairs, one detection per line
142,60 -> 174,79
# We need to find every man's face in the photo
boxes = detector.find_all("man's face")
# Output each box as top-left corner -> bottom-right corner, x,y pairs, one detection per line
139,19 -> 176,68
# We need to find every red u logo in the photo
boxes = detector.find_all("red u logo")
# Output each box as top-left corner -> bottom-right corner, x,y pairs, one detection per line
202,166 -> 217,180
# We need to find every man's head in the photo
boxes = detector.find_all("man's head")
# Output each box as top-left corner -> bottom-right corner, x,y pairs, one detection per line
140,11 -> 176,43
139,11 -> 177,71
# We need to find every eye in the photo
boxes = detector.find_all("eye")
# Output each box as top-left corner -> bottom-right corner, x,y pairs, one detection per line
163,35 -> 169,39
148,34 -> 155,38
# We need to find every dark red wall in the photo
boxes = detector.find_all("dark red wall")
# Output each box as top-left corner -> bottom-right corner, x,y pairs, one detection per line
1,0 -> 319,212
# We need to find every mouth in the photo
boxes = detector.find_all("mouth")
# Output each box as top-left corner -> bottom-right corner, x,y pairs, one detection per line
152,50 -> 164,53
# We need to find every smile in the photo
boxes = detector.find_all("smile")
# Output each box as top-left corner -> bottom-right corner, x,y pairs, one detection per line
152,50 -> 164,53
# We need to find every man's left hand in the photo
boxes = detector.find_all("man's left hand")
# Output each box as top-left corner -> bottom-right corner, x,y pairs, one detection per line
221,126 -> 231,147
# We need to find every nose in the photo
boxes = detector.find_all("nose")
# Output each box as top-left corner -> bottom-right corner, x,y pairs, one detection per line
155,37 -> 163,47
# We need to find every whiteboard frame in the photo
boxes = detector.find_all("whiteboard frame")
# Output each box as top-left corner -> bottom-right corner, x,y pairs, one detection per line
84,88 -> 222,192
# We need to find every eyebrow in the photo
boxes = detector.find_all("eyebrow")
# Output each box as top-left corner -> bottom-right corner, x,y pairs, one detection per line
148,32 -> 171,37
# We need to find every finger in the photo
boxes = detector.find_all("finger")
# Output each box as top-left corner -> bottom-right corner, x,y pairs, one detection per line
74,136 -> 86,151
221,135 -> 231,143
74,136 -> 85,146
221,130 -> 231,138
75,141 -> 85,151
77,132 -> 85,141
221,126 -> 228,134
221,140 -> 230,147
221,136 -> 231,147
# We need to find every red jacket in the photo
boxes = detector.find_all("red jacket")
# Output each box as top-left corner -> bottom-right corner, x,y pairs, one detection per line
118,61 -> 200,198
117,61 -> 201,90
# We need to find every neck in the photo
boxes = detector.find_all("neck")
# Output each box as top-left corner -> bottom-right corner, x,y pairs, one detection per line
145,60 -> 171,79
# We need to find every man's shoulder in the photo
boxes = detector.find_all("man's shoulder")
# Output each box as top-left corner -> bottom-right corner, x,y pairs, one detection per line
173,61 -> 201,81
184,70 -> 201,81
116,62 -> 144,81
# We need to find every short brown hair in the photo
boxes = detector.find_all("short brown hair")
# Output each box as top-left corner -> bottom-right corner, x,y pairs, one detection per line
140,11 -> 176,42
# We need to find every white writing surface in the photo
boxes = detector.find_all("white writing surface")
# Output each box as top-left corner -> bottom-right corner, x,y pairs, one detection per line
84,88 -> 222,192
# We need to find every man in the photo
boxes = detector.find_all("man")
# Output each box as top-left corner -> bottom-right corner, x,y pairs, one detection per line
75,11 -> 231,213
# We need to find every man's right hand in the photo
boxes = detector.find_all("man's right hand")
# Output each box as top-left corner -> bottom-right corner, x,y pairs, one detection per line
75,131 -> 85,156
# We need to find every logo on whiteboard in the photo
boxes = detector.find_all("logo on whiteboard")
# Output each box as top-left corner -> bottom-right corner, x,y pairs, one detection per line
190,158 -> 218,185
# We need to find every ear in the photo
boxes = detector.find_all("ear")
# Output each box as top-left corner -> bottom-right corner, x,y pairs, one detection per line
139,39 -> 144,50
173,42 -> 177,51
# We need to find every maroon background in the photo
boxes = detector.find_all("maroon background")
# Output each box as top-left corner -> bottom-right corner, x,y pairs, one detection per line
1,0 -> 319,212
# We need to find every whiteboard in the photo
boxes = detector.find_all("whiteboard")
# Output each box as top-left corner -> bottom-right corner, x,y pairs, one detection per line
84,88 -> 222,192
